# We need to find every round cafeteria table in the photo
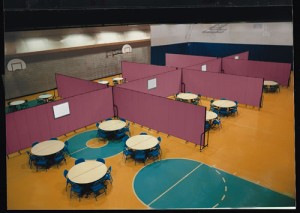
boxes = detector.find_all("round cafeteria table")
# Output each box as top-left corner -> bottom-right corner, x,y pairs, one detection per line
98,80 -> 109,85
264,80 -> 278,86
38,93 -> 53,102
126,135 -> 159,151
212,100 -> 236,108
112,77 -> 124,85
176,93 -> 198,101
67,160 -> 107,184
98,119 -> 127,132
9,100 -> 26,112
112,77 -> 124,82
206,110 -> 218,121
9,100 -> 25,106
31,140 -> 65,157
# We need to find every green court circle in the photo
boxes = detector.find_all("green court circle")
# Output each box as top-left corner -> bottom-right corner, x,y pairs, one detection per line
133,158 -> 227,209
67,130 -> 124,160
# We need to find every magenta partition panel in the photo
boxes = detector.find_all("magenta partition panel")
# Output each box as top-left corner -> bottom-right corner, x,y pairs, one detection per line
182,69 -> 263,107
167,100 -> 205,145
223,51 -> 249,60
165,53 -> 216,68
118,69 -> 181,97
185,58 -> 222,73
6,88 -> 114,155
121,61 -> 176,82
56,73 -> 107,98
222,58 -> 291,86
113,87 -> 206,146
6,114 -> 21,154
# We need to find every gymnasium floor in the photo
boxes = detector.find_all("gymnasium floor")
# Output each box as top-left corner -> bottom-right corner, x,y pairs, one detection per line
6,73 -> 295,209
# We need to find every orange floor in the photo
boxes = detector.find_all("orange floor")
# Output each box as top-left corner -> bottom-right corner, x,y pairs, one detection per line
6,72 -> 295,209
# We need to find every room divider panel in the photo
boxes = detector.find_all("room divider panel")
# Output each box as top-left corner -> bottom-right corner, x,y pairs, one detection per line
56,73 -> 107,98
222,58 -> 291,86
182,68 -> 263,107
185,58 -> 222,73
118,69 -> 181,98
223,51 -> 249,60
165,53 -> 216,68
121,61 -> 176,82
113,87 -> 206,148
6,88 -> 114,155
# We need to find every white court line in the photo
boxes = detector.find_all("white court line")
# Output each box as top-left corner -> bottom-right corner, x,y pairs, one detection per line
222,177 -> 226,183
71,164 -> 106,179
148,163 -> 203,206
213,203 -> 219,208
69,146 -> 88,155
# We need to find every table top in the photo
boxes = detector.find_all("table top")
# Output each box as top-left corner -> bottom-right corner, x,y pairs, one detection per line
176,93 -> 198,100
206,111 -> 218,121
212,100 -> 236,108
126,135 -> 159,150
39,94 -> 53,99
113,77 -> 124,81
9,100 -> 25,106
264,80 -> 278,86
98,119 -> 127,131
31,140 -> 65,156
67,160 -> 107,184
98,80 -> 109,84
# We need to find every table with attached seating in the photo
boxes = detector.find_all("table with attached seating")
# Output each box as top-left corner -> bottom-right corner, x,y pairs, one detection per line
176,93 -> 198,102
38,93 -> 53,103
31,140 -> 65,157
206,110 -> 218,122
68,160 -> 108,198
263,80 -> 279,93
98,80 -> 109,86
98,119 -> 127,140
8,100 -> 26,112
98,119 -> 127,132
264,80 -> 278,87
126,135 -> 159,151
212,100 -> 236,109
68,160 -> 107,185
31,140 -> 65,170
112,77 -> 124,85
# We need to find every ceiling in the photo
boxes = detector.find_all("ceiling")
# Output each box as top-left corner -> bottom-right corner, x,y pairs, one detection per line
3,0 -> 293,32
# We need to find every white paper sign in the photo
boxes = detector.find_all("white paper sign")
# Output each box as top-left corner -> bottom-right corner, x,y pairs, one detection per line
148,78 -> 157,90
201,64 -> 207,72
53,102 -> 70,119
234,56 -> 239,59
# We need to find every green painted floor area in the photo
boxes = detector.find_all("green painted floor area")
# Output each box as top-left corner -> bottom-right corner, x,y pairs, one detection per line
67,130 -> 124,160
133,159 -> 295,209
64,131 -> 295,209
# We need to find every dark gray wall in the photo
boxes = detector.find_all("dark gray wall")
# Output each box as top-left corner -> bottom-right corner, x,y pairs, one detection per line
4,43 -> 150,99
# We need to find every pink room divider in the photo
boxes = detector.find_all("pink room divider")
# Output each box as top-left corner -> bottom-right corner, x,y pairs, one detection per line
222,58 -> 291,86
118,69 -> 182,97
121,61 -> 176,82
165,53 -> 216,68
223,51 -> 249,60
182,68 -> 263,107
185,58 -> 222,73
55,73 -> 107,98
6,88 -> 114,155
113,87 -> 206,148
